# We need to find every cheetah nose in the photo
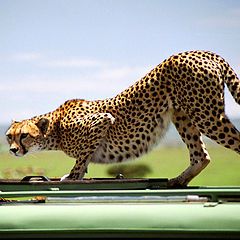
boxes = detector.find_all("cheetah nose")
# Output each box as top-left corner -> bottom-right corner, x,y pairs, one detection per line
10,147 -> 19,154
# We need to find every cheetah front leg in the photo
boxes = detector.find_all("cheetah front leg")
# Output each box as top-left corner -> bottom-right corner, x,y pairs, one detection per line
61,113 -> 115,181
168,108 -> 211,187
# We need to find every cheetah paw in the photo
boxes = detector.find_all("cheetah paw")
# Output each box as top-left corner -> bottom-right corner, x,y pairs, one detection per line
60,174 -> 69,181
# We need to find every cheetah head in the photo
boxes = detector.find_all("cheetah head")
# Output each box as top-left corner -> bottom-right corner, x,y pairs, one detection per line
5,118 -> 49,157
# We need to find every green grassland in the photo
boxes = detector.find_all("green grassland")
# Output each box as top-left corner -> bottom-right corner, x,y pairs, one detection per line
0,145 -> 240,186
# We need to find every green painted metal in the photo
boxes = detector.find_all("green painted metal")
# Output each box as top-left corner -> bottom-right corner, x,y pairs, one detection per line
0,203 -> 240,238
1,178 -> 240,238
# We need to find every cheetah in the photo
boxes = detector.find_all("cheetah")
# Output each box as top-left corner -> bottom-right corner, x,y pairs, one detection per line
6,51 -> 240,186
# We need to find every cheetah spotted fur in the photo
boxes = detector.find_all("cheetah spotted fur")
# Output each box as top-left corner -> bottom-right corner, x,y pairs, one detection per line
6,51 -> 240,186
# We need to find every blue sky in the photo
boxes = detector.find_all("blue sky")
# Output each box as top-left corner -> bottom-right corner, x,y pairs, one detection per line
0,0 -> 240,124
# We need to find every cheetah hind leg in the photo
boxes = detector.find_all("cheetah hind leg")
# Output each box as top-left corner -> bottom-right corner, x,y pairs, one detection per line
61,113 -> 115,181
168,109 -> 211,187
194,113 -> 240,155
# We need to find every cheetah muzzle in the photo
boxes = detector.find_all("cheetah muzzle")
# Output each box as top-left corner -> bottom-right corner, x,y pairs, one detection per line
6,51 -> 240,187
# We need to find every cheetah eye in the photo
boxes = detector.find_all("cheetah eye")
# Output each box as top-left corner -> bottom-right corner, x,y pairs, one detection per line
21,133 -> 29,139
6,134 -> 12,140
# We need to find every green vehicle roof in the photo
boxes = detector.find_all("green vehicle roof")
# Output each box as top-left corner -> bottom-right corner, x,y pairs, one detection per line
0,177 -> 240,239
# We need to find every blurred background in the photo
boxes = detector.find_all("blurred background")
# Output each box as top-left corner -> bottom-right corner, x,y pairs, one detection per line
0,0 -> 240,185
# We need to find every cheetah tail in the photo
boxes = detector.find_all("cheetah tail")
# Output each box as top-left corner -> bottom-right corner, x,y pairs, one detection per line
223,62 -> 240,105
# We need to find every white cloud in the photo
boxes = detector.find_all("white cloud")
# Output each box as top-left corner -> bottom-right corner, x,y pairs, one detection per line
0,60 -> 152,95
8,52 -> 107,68
10,52 -> 43,62
44,58 -> 106,68
199,8 -> 240,29
95,65 -> 151,80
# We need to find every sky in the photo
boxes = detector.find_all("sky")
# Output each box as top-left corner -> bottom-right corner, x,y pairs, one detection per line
0,0 -> 240,125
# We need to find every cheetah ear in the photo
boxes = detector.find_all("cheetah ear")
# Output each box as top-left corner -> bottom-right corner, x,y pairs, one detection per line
36,118 -> 49,135
12,120 -> 19,124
